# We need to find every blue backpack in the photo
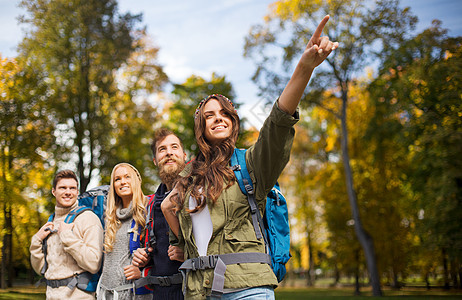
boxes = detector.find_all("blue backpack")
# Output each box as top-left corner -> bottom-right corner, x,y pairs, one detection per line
128,219 -> 152,295
76,185 -> 109,227
230,148 -> 291,282
41,185 -> 109,292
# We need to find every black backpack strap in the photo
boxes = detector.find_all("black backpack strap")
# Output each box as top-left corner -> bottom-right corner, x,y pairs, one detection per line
40,213 -> 57,276
145,195 -> 157,254
45,272 -> 92,290
40,236 -> 50,276
134,273 -> 182,288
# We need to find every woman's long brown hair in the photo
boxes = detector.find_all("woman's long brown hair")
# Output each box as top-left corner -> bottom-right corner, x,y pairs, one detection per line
175,94 -> 240,213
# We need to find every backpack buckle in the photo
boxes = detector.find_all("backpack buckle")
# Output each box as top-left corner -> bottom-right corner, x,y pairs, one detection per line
44,227 -> 58,234
191,255 -> 218,271
244,183 -> 254,195
157,276 -> 171,287
231,165 -> 241,171
207,255 -> 218,268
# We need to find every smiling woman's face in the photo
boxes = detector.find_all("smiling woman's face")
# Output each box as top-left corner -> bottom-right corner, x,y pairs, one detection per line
202,99 -> 233,145
113,166 -> 133,200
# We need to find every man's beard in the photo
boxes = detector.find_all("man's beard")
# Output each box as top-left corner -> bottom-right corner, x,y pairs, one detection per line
158,156 -> 186,188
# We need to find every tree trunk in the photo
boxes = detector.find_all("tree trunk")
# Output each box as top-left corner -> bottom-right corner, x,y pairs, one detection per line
1,202 -> 6,289
307,233 -> 315,286
355,248 -> 361,295
1,180 -> 13,288
425,272 -> 430,290
392,267 -> 400,289
334,263 -> 340,286
443,248 -> 450,289
458,264 -> 462,290
451,259 -> 458,289
5,202 -> 13,287
1,149 -> 13,288
340,90 -> 382,296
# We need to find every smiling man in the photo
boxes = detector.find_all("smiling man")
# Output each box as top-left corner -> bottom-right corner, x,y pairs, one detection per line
132,128 -> 187,300
30,170 -> 104,299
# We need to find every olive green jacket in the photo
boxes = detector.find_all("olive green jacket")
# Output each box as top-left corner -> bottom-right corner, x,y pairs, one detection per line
175,101 -> 299,299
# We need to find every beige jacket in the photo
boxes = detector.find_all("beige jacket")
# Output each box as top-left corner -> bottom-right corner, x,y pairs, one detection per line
30,201 -> 104,300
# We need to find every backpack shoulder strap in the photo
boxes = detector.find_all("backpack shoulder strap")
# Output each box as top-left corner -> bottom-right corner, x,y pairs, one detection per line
146,194 -> 155,219
129,219 -> 142,254
145,194 -> 156,249
231,148 -> 255,194
41,207 -> 88,276
64,206 -> 92,224
41,206 -> 92,277
47,213 -> 55,222
41,213 -> 56,276
231,148 -> 265,240
147,194 -> 155,202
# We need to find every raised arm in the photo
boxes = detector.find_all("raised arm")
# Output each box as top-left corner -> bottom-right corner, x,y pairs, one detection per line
278,15 -> 339,115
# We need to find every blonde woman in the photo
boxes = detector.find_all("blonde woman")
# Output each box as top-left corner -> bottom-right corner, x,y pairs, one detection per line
97,163 -> 152,299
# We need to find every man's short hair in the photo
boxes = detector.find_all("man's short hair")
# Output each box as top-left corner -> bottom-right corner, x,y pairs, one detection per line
151,128 -> 184,156
53,169 -> 78,189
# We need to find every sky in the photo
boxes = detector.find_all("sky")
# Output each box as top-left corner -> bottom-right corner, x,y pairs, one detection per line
1,0 -> 461,129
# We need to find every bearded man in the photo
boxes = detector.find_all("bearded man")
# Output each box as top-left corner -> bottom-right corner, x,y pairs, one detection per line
132,128 -> 187,300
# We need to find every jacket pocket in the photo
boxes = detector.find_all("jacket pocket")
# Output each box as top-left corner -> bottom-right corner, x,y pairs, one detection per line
223,218 -> 263,253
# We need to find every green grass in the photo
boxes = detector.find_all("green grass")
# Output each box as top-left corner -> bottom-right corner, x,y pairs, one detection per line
275,287 -> 462,299
0,288 -> 45,300
1,285 -> 461,299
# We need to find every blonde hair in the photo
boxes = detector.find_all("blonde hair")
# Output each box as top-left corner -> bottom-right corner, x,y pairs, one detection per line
104,163 -> 147,253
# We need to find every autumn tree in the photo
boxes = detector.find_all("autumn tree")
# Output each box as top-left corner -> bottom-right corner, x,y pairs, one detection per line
346,81 -> 413,288
244,0 -> 418,295
18,0 -> 143,192
369,21 -> 462,288
279,105 -> 338,286
98,30 -> 168,191
0,56 -> 55,287
285,81 -> 413,290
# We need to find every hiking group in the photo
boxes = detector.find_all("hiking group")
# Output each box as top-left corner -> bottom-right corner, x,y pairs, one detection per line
30,15 -> 338,300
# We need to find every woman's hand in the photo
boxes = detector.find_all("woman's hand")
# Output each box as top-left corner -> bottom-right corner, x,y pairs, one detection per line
168,245 -> 185,262
278,15 -> 339,115
300,15 -> 338,70
124,264 -> 141,280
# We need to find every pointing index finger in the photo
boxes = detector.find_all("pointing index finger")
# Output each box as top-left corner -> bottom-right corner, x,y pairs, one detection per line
310,15 -> 330,43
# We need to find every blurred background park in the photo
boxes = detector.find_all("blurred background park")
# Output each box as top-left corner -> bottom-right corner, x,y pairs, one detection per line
0,0 -> 461,297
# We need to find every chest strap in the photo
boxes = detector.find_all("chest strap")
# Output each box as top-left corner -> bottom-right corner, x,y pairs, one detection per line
179,252 -> 271,298
134,272 -> 182,288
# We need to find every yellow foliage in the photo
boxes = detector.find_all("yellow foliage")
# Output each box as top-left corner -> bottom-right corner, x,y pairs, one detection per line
325,135 -> 336,152
413,107 -> 423,118
444,50 -> 453,60
270,0 -> 322,22
300,242 -> 310,269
